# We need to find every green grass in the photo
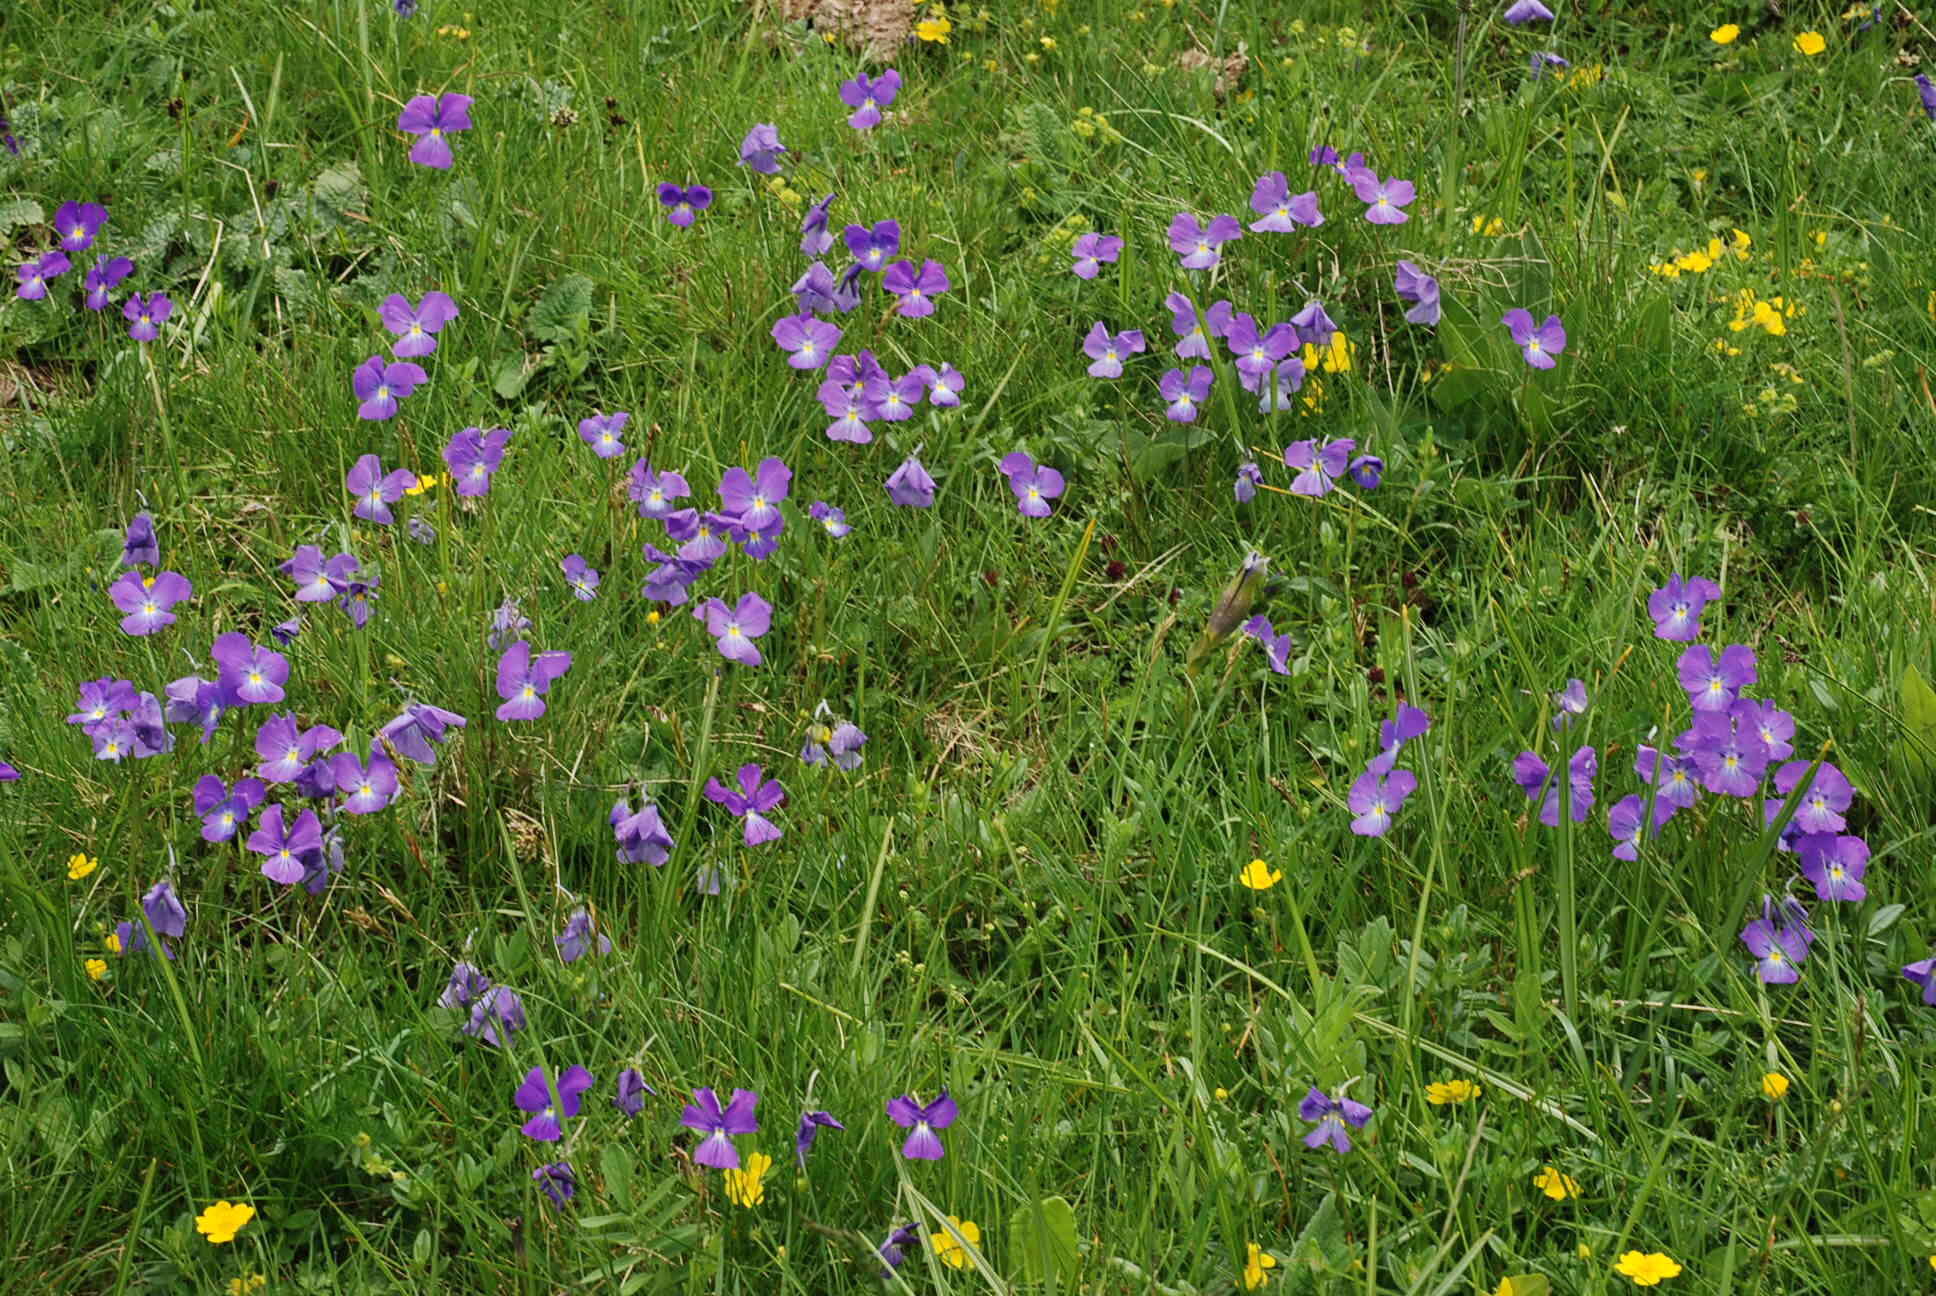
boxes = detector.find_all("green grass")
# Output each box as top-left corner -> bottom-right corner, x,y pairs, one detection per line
4,0 -> 1936,1291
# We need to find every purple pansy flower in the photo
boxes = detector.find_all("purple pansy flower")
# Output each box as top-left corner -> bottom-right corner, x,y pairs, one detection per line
1241,614 -> 1294,675
1512,746 -> 1597,825
377,701 -> 467,766
465,985 -> 527,1046
107,570 -> 192,635
1501,309 -> 1566,369
84,256 -> 134,311
255,713 -> 344,783
719,457 -> 791,533
1290,300 -> 1339,348
1504,0 -> 1555,23
612,794 -> 675,865
1082,322 -> 1146,379
773,313 -> 842,369
1167,211 -> 1243,270
532,1162 -> 575,1208
1349,168 -> 1414,224
818,378 -> 873,443
1648,574 -> 1722,642
1071,232 -> 1122,279
695,593 -> 773,666
801,192 -> 838,256
556,908 -> 613,962
1678,643 -> 1758,712
247,803 -> 324,885
1799,833 -> 1869,902
515,1065 -> 595,1142
1348,767 -> 1416,837
1551,678 -> 1589,730
1298,1087 -> 1373,1154
194,775 -> 266,843
577,410 -> 630,459
1160,365 -> 1213,422
795,1110 -> 845,1168
495,640 -> 573,721
444,426 -> 511,496
1903,956 -> 1936,1005
738,123 -> 787,173
1234,462 -> 1263,502
886,1090 -> 957,1160
561,553 -> 600,600
121,513 -> 159,568
1249,171 -> 1323,231
16,251 -> 71,300
999,451 -> 1065,518
352,354 -> 428,421
658,183 -> 714,227
808,500 -> 852,538
1607,793 -> 1671,860
704,763 -> 785,845
1165,293 -> 1233,359
1226,313 -> 1300,391
346,454 -> 418,524
1741,914 -> 1811,984
629,460 -> 691,518
211,632 -> 289,706
1393,260 -> 1441,326
885,454 -> 936,507
883,258 -> 950,317
682,1087 -> 760,1168
379,291 -> 459,357
1284,437 -> 1356,497
1918,74 -> 1936,121
55,201 -> 109,252
398,93 -> 474,168
864,371 -> 925,421
840,68 -> 901,129
615,1069 -> 654,1116
801,702 -> 867,769
332,749 -> 400,815
123,291 -> 171,340
142,880 -> 187,945
1771,761 -> 1852,835
844,219 -> 902,271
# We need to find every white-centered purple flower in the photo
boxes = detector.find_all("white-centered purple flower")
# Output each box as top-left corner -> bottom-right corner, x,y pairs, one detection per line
1248,171 -> 1323,231
16,251 -> 70,301
1501,308 -> 1566,369
738,123 -> 787,173
1082,321 -> 1147,379
839,68 -> 901,129
705,762 -> 785,845
999,451 -> 1065,518
398,93 -> 473,169
682,1087 -> 759,1168
1071,232 -> 1122,279
886,1090 -> 957,1160
494,640 -> 573,721
515,1065 -> 595,1142
347,453 -> 418,524
1393,260 -> 1440,326
380,290 -> 459,357
1167,211 -> 1243,270
578,410 -> 630,459
773,313 -> 842,369
352,354 -> 429,421
1283,437 -> 1355,496
885,454 -> 936,507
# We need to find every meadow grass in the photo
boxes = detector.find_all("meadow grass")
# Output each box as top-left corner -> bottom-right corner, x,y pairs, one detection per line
3,0 -> 1936,1291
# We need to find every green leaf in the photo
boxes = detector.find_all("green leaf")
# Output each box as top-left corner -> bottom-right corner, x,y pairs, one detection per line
1899,663 -> 1936,780
531,273 -> 595,346
491,355 -> 532,400
0,199 -> 45,232
601,1143 -> 635,1213
1009,1195 -> 1081,1283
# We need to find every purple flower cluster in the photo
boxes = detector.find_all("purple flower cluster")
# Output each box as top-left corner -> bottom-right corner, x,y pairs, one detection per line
14,199 -> 171,339
1351,705 -> 1428,836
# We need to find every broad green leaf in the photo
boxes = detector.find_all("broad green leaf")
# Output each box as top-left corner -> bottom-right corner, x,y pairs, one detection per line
1010,1195 -> 1080,1282
531,273 -> 595,346
1900,663 -> 1936,779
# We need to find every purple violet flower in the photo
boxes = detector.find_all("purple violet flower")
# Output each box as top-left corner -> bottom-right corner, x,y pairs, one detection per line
1241,615 -> 1293,675
1348,767 -> 1416,836
515,1065 -> 595,1142
801,192 -> 838,256
844,219 -> 901,271
695,593 -> 773,666
211,632 -> 289,706
347,453 -> 418,524
612,795 -> 675,865
332,749 -> 400,814
107,570 -> 192,635
839,69 -> 901,129
352,354 -> 429,421
444,426 -> 511,496
1160,365 -> 1213,422
398,93 -> 474,168
1083,322 -> 1147,379
1168,211 -> 1243,270
255,713 -> 345,783
1284,438 -> 1355,496
1648,574 -> 1722,642
561,554 -> 600,600
1903,956 -> 1936,1005
883,258 -> 951,316
532,1162 -> 575,1208
1394,260 -> 1441,325
16,251 -> 71,300
247,803 -> 323,885
55,201 -> 109,252
1350,168 -> 1414,224
1249,171 -> 1323,231
773,313 -> 842,369
556,907 -> 613,962
1501,309 -> 1566,368
1234,462 -> 1263,503
738,123 -> 787,173
1071,232 -> 1122,279
1512,747 -> 1596,825
1678,643 -> 1758,712
578,410 -> 629,458
1741,915 -> 1811,984
1298,1087 -> 1373,1154
193,775 -> 267,843
682,1087 -> 760,1168
465,985 -> 527,1046
885,454 -> 936,507
1799,833 -> 1869,902
378,701 -> 467,765
808,500 -> 852,537
123,291 -> 171,340
615,1069 -> 654,1116
495,641 -> 573,721
1504,0 -> 1556,23
84,256 -> 134,311
886,1090 -> 957,1160
999,451 -> 1065,518
379,291 -> 459,357
704,763 -> 785,844
796,1110 -> 845,1168
657,183 -> 714,227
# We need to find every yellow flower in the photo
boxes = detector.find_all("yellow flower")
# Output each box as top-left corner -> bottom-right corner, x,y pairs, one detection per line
931,1215 -> 981,1268
1712,338 -> 1742,356
84,958 -> 107,980
646,610 -> 662,625
67,853 -> 99,880
1673,250 -> 1713,274
1039,35 -> 1056,50
1471,214 -> 1505,236
228,1274 -> 266,1295
1794,31 -> 1825,56
1762,1072 -> 1791,1100
1533,1166 -> 1580,1200
195,1200 -> 256,1245
723,1151 -> 771,1207
1614,1250 -> 1683,1286
916,15 -> 953,42
1710,24 -> 1739,44
1690,168 -> 1708,184
104,930 -> 122,954
404,473 -> 441,495
1303,332 -> 1353,374
1241,1240 -> 1278,1289
1425,1079 -> 1482,1105
1239,859 -> 1282,891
